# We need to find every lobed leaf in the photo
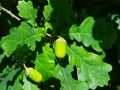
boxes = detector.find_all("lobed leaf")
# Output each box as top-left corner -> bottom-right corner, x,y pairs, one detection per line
67,43 -> 112,89
23,73 -> 40,90
17,0 -> 38,26
43,1 -> 53,21
69,16 -> 102,52
8,72 -> 23,90
1,22 -> 46,56
35,43 -> 55,81
53,64 -> 89,90
0,68 -> 20,90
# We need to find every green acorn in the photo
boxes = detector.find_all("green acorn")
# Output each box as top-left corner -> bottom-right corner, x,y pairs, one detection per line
54,37 -> 67,59
24,64 -> 42,83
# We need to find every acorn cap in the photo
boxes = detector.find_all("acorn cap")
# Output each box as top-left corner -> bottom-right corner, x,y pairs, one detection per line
23,64 -> 33,75
25,67 -> 33,76
55,37 -> 66,43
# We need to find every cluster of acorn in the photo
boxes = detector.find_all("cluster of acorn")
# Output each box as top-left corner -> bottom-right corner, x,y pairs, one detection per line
24,37 -> 67,83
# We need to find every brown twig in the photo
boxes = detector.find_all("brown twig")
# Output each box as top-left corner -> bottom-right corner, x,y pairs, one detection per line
1,7 -> 21,21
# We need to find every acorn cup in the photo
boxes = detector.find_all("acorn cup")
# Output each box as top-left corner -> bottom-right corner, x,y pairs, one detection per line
54,37 -> 67,59
24,64 -> 42,83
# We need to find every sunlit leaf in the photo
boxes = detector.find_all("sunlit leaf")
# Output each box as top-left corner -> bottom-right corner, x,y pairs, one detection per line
17,0 -> 38,26
1,22 -> 46,56
8,72 -> 23,90
35,43 -> 55,81
67,43 -> 112,89
69,16 -> 102,52
0,68 -> 20,90
43,1 -> 53,21
53,64 -> 89,90
23,73 -> 40,90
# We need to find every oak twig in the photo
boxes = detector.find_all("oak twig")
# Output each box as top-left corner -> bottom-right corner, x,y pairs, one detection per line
2,7 -> 21,21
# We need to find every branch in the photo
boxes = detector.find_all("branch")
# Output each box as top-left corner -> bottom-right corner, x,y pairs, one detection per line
1,7 -> 21,21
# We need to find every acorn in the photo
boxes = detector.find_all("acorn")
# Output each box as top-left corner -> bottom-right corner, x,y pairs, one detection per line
24,64 -> 42,83
54,37 -> 67,59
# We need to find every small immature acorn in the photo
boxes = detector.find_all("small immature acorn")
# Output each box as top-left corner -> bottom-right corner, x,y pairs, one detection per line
54,37 -> 67,59
24,64 -> 42,83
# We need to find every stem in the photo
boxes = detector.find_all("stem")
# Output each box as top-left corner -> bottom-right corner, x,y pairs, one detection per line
1,7 -> 21,21
23,64 -> 27,70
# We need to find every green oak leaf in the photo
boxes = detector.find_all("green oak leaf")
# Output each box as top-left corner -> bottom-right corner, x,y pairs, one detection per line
0,52 -> 5,63
0,6 -> 2,11
17,0 -> 37,26
53,64 -> 89,90
0,68 -> 20,90
35,43 -> 55,81
0,43 -> 5,63
8,72 -> 23,90
43,1 -> 53,21
23,73 -> 40,90
67,43 -> 112,89
69,16 -> 102,52
1,22 -> 46,56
